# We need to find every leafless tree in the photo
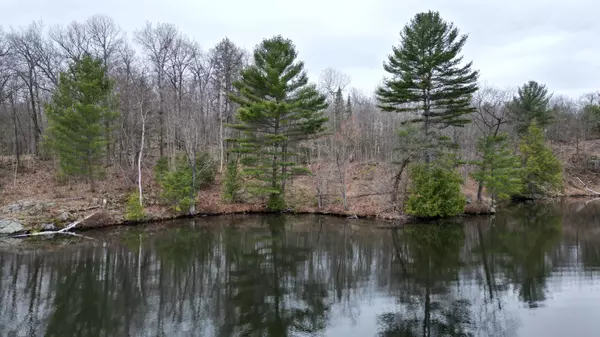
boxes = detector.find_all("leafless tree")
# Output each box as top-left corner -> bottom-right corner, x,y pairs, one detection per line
330,115 -> 361,210
50,20 -> 90,63
319,67 -> 351,99
472,85 -> 511,138
135,69 -> 153,206
7,22 -> 45,155
134,22 -> 178,158
0,29 -> 11,102
178,93 -> 202,215
209,37 -> 246,172
85,14 -> 124,73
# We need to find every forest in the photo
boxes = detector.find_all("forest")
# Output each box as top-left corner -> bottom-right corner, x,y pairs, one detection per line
1,10 -> 599,227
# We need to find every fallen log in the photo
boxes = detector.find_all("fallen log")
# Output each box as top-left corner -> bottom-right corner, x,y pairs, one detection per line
11,199 -> 106,240
576,177 -> 600,195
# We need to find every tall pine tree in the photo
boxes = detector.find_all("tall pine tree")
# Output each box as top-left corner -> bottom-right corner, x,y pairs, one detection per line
509,80 -> 553,136
45,55 -> 114,192
332,87 -> 344,131
376,10 -> 479,154
228,35 -> 328,210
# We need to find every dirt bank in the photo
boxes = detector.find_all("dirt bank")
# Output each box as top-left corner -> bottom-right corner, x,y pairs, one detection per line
0,149 -> 596,233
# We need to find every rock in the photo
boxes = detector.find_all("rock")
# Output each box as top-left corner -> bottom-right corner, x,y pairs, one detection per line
1,199 -> 53,215
0,219 -> 25,234
42,223 -> 56,231
58,212 -> 70,222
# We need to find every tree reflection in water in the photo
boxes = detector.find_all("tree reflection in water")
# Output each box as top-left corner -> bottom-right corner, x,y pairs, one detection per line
0,206 -> 596,337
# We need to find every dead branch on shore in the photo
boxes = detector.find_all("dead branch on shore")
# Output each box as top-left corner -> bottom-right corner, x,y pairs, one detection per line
349,191 -> 393,199
10,199 -> 106,240
576,177 -> 600,195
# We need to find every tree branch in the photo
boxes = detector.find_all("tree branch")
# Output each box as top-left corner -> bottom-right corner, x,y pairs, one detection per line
576,177 -> 600,195
11,199 -> 106,239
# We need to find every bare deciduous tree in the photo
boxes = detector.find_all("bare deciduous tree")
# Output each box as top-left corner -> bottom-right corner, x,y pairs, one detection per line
209,37 -> 246,172
7,22 -> 46,155
134,22 -> 178,158
472,85 -> 511,138
318,67 -> 351,99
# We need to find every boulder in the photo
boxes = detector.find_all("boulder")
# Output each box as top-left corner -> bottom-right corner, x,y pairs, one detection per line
0,219 -> 25,234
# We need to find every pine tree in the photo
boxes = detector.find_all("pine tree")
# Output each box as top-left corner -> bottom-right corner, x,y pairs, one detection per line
45,55 -> 115,192
509,81 -> 553,136
227,35 -> 328,210
345,94 -> 352,116
471,133 -> 522,205
519,121 -> 563,197
376,11 -> 479,149
332,87 -> 344,131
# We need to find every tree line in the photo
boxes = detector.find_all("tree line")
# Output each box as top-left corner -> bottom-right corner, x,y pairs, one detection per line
1,11 -> 599,218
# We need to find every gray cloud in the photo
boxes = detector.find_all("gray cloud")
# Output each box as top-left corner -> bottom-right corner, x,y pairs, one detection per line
1,0 -> 598,97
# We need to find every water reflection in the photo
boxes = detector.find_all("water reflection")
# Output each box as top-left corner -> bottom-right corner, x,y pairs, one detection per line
1,204 -> 600,336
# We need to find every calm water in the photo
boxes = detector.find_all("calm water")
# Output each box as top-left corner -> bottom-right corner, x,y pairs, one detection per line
2,202 -> 600,336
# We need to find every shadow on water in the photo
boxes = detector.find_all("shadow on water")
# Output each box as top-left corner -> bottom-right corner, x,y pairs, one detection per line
1,204 -> 600,336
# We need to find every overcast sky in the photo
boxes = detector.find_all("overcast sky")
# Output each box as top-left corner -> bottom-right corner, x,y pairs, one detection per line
1,0 -> 598,98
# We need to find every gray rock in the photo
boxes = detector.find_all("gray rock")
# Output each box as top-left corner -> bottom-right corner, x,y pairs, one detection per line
0,219 -> 25,234
2,199 -> 52,215
58,212 -> 70,222
42,223 -> 56,231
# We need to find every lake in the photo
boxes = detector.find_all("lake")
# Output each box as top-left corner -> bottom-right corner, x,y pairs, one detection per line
1,202 -> 600,336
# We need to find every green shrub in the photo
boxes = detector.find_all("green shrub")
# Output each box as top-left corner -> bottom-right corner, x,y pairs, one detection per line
405,160 -> 466,218
223,160 -> 242,202
154,152 -> 217,212
267,193 -> 286,211
125,191 -> 146,222
153,156 -> 169,183
194,152 -> 217,187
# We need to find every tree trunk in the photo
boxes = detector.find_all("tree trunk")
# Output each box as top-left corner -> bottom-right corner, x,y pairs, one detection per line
190,153 -> 197,215
10,94 -> 20,166
105,119 -> 111,167
218,90 -> 224,173
271,151 -> 278,202
281,144 -> 288,196
88,152 -> 96,193
476,181 -> 483,202
158,74 -> 165,158
336,155 -> 348,211
138,113 -> 146,206
27,83 -> 40,156
391,159 -> 410,205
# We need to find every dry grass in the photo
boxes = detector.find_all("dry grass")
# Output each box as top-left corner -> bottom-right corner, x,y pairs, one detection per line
552,139 -> 600,196
0,155 -> 494,228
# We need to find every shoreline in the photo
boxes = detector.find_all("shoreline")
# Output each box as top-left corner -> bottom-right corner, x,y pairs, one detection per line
2,157 -> 598,236
0,197 -> 501,236
6,194 -> 594,237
